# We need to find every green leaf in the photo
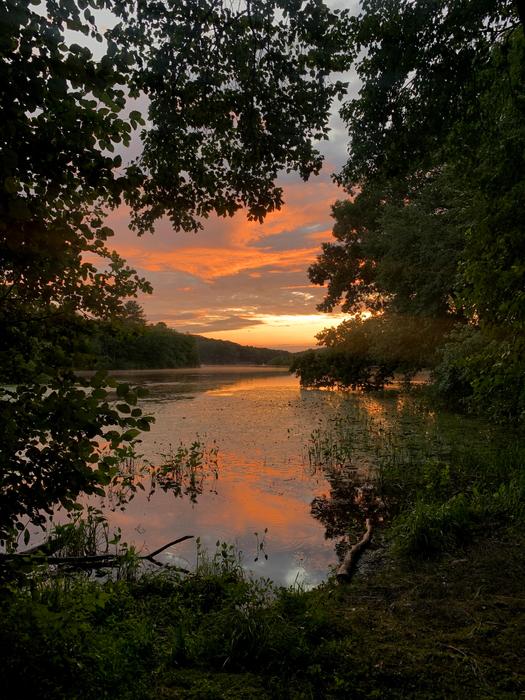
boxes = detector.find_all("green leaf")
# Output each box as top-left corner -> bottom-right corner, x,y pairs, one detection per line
121,428 -> 141,441
4,177 -> 19,194
116,383 -> 130,397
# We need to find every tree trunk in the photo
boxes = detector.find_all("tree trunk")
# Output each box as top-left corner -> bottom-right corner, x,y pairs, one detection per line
336,518 -> 373,583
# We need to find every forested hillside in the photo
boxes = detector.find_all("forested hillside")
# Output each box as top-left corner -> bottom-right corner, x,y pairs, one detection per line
193,335 -> 291,366
78,322 -> 199,370
74,307 -> 292,370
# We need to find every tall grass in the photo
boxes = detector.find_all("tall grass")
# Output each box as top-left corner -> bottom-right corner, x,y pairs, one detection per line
103,435 -> 220,510
306,394 -> 525,558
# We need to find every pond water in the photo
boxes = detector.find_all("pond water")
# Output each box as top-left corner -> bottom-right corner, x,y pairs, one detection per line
97,366 -> 440,587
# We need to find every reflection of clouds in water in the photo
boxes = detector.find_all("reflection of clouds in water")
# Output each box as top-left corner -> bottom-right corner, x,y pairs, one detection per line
281,550 -> 319,590
97,367 -> 441,587
100,369 -> 341,586
284,566 -> 314,590
243,554 -> 322,590
205,374 -> 298,395
154,550 -> 191,570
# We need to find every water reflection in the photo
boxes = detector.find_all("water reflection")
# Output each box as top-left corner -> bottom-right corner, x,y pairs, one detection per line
95,366 -> 445,587
310,466 -> 385,562
149,440 -> 219,503
95,367 -> 338,586
101,366 -> 294,402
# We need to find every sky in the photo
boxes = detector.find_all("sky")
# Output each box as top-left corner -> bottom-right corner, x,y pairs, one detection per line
108,119 -> 355,352
104,5 -> 360,353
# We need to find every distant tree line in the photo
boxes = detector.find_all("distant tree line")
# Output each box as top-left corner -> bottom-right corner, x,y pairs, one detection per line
193,335 -> 291,366
75,304 -> 292,370
78,321 -> 199,370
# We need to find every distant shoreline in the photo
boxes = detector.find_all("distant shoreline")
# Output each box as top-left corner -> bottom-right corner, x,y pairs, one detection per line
75,364 -> 291,376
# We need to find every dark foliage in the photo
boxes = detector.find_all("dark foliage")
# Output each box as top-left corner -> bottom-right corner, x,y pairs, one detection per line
303,1 -> 525,420
0,0 -> 349,543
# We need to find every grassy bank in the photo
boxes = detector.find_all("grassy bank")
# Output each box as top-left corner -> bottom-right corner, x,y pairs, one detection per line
1,397 -> 524,699
2,537 -> 524,698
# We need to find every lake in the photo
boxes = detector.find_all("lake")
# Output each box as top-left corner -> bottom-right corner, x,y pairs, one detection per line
98,365 -> 442,587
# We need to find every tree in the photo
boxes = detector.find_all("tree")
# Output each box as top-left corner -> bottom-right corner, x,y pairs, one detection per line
337,0 -> 522,189
75,319 -> 200,370
114,0 -> 350,233
309,170 -> 467,318
305,1 -> 525,419
120,301 -> 147,326
291,314 -> 453,390
330,0 -> 525,329
0,0 -> 350,544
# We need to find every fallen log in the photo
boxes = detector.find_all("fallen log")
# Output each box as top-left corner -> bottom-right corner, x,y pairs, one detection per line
336,518 -> 373,583
0,535 -> 194,572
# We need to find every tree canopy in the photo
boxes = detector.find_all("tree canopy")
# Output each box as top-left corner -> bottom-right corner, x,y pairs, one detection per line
309,171 -> 467,318
301,0 -> 525,420
115,0 -> 350,232
0,0 -> 350,544
338,0 -> 523,188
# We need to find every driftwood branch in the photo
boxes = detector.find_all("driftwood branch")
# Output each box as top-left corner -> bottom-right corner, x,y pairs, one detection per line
336,518 -> 373,583
0,535 -> 194,572
144,535 -> 193,560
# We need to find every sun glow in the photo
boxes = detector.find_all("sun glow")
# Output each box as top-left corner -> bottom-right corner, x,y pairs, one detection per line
199,313 -> 352,351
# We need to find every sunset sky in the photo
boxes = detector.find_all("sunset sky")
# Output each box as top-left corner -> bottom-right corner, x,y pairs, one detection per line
104,3 -> 360,353
108,121 -> 354,352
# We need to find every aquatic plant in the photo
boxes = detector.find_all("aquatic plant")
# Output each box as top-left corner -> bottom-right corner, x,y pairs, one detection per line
307,396 -> 525,560
149,438 -> 219,503
102,436 -> 220,510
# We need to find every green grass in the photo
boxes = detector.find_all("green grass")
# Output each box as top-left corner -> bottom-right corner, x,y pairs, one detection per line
1,534 -> 524,698
380,432 -> 525,559
1,395 -> 524,698
308,392 -> 525,559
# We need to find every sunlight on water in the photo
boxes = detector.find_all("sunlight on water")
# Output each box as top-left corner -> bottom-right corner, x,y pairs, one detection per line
94,366 -> 440,586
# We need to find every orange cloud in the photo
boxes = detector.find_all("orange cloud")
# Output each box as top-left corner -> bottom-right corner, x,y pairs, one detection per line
306,228 -> 332,242
104,169 -> 347,349
226,179 -> 339,247
108,176 -> 340,279
115,244 -> 322,279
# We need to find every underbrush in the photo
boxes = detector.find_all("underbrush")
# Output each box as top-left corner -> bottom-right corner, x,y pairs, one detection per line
1,400 -> 524,698
0,544 -> 341,699
308,394 -> 525,559
380,438 -> 525,558
2,533 -> 524,699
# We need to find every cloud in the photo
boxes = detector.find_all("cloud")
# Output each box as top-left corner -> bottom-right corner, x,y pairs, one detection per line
109,175 -> 341,283
81,0 -> 364,350
251,226 -> 331,253
106,121 -> 352,348
147,309 -> 265,333
114,243 -> 321,280
136,271 -> 322,325
182,315 -> 265,334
